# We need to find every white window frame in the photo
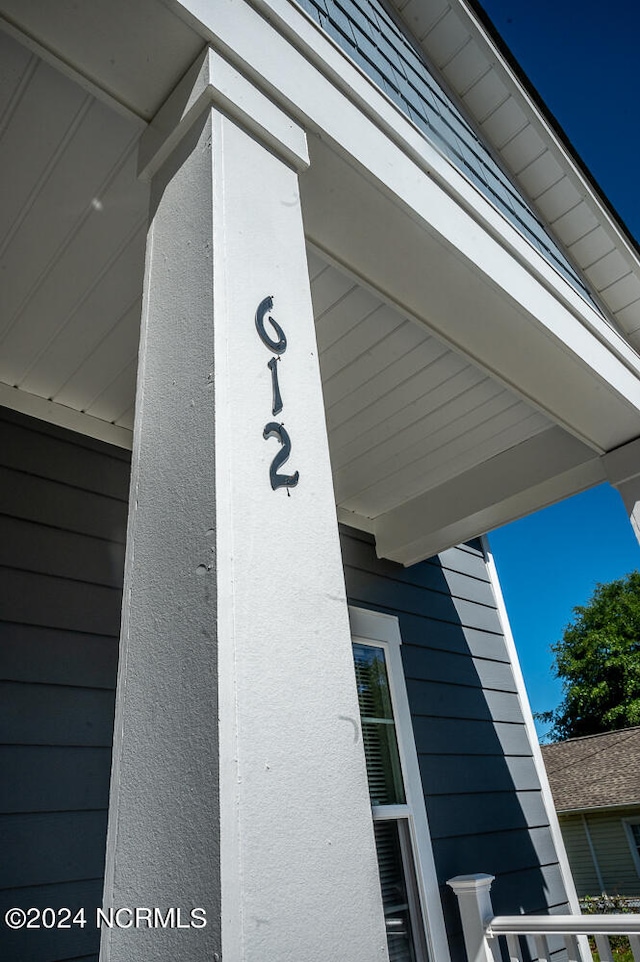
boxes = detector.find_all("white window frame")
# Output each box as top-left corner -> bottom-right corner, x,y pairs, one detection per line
623,818 -> 640,877
349,605 -> 451,962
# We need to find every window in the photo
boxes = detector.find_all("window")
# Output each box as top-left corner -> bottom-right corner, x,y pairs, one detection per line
350,607 -> 450,962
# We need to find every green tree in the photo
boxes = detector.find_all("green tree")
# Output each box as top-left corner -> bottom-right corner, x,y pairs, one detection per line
538,572 -> 640,741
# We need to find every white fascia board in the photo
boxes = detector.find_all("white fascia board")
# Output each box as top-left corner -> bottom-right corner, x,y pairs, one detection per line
373,427 -> 606,564
0,383 -> 133,449
168,0 -> 640,428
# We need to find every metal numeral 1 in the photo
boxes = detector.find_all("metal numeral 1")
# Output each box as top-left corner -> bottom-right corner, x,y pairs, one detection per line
267,357 -> 283,416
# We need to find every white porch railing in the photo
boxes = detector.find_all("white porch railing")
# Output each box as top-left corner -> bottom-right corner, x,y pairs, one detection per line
447,874 -> 640,962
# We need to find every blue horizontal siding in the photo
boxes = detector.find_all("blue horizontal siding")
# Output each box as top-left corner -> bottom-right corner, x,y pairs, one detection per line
2,407 -> 569,962
340,524 -> 569,956
0,408 -> 125,962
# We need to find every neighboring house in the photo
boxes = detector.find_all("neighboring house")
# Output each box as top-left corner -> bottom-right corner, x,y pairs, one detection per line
542,729 -> 640,899
2,1 -> 640,962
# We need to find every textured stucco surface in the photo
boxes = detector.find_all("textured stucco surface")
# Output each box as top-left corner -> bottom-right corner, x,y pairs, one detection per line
102,89 -> 388,961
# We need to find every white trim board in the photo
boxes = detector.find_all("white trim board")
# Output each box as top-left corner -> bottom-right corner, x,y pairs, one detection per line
0,383 -> 134,449
623,818 -> 640,880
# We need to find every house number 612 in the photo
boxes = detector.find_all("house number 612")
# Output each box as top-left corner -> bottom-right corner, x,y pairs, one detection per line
255,295 -> 300,491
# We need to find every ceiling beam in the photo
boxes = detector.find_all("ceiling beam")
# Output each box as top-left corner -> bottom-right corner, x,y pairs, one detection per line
0,0 -> 201,120
372,427 -> 606,565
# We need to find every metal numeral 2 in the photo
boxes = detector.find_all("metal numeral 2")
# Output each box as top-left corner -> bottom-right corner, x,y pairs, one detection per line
263,423 -> 300,489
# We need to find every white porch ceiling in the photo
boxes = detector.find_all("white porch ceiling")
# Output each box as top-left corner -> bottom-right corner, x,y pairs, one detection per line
5,0 -> 640,354
0,28 -> 554,468
307,249 -> 552,520
0,0 -> 203,120
0,31 -> 149,431
0,26 -> 606,561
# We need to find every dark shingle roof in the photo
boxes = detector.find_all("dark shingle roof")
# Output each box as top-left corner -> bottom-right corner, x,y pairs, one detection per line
541,728 -> 640,812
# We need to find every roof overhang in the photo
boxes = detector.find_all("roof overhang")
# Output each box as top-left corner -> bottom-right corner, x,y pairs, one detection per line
391,0 -> 640,350
2,0 -> 640,564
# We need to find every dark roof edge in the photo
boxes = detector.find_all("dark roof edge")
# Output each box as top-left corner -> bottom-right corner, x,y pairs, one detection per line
541,725 -> 640,748
557,802 -> 640,816
463,0 -> 640,262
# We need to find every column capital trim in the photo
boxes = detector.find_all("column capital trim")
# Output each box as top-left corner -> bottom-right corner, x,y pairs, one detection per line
139,46 -> 309,178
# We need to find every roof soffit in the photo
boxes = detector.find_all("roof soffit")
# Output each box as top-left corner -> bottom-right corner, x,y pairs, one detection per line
389,0 -> 640,351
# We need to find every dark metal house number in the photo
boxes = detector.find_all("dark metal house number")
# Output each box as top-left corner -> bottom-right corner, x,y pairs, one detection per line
255,295 -> 300,491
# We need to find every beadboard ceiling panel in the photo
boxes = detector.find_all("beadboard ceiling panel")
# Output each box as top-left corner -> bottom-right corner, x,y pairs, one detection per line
0,30 -> 149,431
310,257 -> 552,520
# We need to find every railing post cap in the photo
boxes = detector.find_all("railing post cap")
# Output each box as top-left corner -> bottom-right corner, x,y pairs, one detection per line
447,874 -> 495,893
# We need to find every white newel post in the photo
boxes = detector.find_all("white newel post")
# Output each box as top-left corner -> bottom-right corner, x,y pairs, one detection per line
447,875 -> 500,962
100,49 -> 388,962
603,437 -> 640,544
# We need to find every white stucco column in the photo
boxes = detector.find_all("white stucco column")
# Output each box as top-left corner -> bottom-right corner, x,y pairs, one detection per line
100,48 -> 387,962
602,437 -> 640,544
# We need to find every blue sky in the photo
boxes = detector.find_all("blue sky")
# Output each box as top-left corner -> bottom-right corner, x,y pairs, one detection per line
489,486 -> 640,738
476,0 -> 640,737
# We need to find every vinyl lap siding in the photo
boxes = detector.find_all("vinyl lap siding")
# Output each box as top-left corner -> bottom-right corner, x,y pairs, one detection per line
0,408 -> 129,962
559,816 -> 601,896
560,809 -> 640,897
588,810 -> 640,895
340,525 -> 569,961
